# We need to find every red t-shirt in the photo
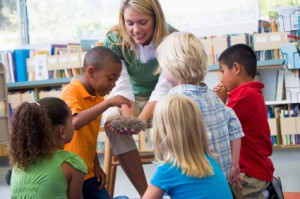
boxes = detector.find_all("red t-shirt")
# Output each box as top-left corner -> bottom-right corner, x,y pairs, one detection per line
227,81 -> 274,182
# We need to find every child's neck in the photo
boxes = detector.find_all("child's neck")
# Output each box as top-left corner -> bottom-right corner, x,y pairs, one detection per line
49,139 -> 65,152
80,77 -> 96,96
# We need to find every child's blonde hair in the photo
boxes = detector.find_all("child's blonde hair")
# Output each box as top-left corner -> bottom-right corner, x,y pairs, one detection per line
152,94 -> 213,178
108,0 -> 169,63
156,32 -> 208,84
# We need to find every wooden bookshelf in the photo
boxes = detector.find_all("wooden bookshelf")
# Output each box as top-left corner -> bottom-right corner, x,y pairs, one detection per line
273,144 -> 300,149
208,59 -> 285,71
0,63 -> 10,156
7,77 -> 75,91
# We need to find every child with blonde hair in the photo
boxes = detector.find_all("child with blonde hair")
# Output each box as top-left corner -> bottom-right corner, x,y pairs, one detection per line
9,97 -> 87,199
156,32 -> 244,190
142,94 -> 233,198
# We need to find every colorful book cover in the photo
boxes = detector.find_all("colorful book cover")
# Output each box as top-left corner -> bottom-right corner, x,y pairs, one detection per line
14,49 -> 30,82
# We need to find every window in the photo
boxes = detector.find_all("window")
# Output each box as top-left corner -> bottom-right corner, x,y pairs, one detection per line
26,0 -> 119,44
160,0 -> 260,37
0,0 -> 18,50
1,0 -> 298,48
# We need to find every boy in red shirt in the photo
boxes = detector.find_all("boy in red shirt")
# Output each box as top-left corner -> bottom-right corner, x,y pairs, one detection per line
215,44 -> 274,199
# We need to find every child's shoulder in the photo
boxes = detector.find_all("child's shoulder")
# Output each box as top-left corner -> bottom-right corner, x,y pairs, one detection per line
55,150 -> 87,174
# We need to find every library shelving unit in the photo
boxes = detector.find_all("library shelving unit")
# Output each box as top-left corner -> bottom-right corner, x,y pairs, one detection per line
207,59 -> 285,71
266,100 -> 300,149
0,63 -> 10,156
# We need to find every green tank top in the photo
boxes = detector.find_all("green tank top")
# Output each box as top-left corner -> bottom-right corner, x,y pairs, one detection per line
103,32 -> 159,97
11,150 -> 87,199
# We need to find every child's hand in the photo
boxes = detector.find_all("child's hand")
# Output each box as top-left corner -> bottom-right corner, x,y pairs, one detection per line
213,83 -> 228,104
229,164 -> 243,190
107,95 -> 132,108
93,163 -> 106,190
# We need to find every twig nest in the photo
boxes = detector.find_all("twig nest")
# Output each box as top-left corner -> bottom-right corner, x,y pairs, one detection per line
110,116 -> 148,133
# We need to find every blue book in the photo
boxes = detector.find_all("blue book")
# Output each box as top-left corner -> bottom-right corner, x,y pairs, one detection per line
13,49 -> 30,82
281,44 -> 300,69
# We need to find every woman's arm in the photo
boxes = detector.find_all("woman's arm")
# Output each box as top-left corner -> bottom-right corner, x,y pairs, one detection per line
149,72 -> 172,102
110,61 -> 135,102
142,184 -> 164,199
138,101 -> 156,122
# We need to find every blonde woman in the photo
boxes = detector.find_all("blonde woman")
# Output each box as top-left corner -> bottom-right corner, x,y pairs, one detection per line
103,0 -> 174,196
142,95 -> 233,199
156,32 -> 244,193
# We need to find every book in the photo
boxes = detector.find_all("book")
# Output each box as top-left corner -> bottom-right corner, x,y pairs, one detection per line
7,51 -> 16,83
51,44 -> 68,55
14,49 -> 30,82
0,52 -> 12,83
34,54 -> 48,80
281,44 -> 300,69
275,70 -> 286,101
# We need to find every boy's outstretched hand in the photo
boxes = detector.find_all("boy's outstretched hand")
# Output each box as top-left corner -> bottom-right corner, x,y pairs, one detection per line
107,95 -> 131,108
213,83 -> 228,104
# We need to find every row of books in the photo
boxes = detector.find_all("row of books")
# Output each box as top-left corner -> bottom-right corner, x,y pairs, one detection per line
8,89 -> 61,110
199,31 -> 291,66
271,134 -> 300,146
282,134 -> 300,145
0,39 -> 99,83
26,52 -> 86,81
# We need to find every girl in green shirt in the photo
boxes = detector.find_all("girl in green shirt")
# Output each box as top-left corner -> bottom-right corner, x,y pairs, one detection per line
9,97 -> 87,199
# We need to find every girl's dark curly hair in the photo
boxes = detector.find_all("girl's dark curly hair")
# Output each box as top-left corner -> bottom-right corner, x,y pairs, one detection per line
8,97 -> 70,170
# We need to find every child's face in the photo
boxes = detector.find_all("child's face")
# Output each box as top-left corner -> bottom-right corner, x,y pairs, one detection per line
219,62 -> 237,92
123,6 -> 155,46
64,108 -> 74,144
91,63 -> 122,96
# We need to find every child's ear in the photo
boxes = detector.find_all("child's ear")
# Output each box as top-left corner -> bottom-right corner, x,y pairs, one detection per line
232,62 -> 241,75
86,66 -> 95,77
57,126 -> 66,139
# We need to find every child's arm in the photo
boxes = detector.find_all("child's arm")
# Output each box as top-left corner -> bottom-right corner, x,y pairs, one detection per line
61,162 -> 85,199
93,152 -> 106,190
229,138 -> 242,189
213,83 -> 228,104
72,95 -> 131,130
142,184 -> 165,199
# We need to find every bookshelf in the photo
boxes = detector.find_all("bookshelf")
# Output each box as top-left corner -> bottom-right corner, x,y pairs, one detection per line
0,63 -> 10,156
7,77 -> 73,90
208,59 -> 285,72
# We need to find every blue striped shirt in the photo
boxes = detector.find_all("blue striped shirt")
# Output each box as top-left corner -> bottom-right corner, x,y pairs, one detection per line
169,84 -> 244,178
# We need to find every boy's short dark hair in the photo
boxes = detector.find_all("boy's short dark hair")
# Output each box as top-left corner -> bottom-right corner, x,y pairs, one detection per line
83,46 -> 121,71
218,44 -> 257,79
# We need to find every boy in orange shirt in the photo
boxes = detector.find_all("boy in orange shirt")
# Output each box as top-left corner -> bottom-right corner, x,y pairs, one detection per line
60,46 -> 131,198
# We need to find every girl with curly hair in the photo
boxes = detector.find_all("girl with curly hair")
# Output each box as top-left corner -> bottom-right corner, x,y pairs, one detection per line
9,97 -> 87,199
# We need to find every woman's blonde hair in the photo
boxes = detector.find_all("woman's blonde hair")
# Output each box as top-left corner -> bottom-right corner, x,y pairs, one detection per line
108,0 -> 169,62
156,32 -> 208,84
152,94 -> 213,178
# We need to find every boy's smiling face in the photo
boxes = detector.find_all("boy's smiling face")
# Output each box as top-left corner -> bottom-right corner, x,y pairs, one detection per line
90,62 -> 122,96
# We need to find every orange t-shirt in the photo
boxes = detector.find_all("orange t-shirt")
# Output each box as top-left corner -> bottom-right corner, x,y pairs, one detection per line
60,78 -> 104,180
